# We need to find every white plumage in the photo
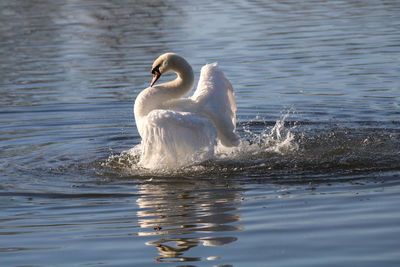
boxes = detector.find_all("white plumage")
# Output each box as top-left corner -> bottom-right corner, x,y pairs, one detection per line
134,53 -> 239,169
192,63 -> 238,147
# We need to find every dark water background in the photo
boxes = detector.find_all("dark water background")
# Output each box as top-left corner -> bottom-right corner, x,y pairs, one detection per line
1,0 -> 400,266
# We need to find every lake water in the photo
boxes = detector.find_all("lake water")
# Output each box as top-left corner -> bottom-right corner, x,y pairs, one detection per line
1,0 -> 400,266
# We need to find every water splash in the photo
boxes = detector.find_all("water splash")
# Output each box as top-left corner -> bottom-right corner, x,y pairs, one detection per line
243,111 -> 297,154
214,111 -> 298,165
103,111 -> 298,174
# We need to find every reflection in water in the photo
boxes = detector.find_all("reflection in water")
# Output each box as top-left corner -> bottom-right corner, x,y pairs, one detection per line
135,178 -> 243,263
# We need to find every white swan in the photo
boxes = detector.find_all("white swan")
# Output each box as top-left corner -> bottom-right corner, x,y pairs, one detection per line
134,53 -> 239,169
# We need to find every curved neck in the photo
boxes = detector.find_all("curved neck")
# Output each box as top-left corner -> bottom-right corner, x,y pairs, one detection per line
162,62 -> 194,98
134,62 -> 194,122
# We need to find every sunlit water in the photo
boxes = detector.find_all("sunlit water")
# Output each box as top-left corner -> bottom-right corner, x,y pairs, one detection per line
1,0 -> 400,266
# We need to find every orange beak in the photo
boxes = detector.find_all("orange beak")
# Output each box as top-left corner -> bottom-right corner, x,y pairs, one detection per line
150,71 -> 161,87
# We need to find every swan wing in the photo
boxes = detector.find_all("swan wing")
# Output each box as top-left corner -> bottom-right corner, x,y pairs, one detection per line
139,109 -> 217,169
191,63 -> 239,147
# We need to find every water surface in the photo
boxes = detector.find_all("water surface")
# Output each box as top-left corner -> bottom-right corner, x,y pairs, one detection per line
1,0 -> 400,266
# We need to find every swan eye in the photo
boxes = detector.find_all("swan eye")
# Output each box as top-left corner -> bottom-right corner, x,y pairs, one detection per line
151,64 -> 161,75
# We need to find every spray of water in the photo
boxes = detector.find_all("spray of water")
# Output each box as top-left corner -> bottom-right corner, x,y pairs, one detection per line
243,112 -> 297,154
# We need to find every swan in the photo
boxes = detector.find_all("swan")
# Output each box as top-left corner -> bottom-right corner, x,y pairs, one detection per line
134,53 -> 239,169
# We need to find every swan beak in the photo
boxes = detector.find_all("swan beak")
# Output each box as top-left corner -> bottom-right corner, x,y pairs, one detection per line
150,72 -> 161,87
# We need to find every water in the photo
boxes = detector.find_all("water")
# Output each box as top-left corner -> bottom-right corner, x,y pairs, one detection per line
1,0 -> 400,266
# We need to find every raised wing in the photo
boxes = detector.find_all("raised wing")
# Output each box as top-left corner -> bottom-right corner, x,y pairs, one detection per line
191,63 -> 239,147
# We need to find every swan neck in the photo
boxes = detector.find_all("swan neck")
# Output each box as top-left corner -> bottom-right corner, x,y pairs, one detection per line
168,62 -> 194,97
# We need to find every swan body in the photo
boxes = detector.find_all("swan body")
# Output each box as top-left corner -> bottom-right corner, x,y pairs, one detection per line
134,53 -> 239,169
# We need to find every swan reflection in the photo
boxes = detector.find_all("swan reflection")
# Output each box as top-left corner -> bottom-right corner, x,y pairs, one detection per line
135,178 -> 243,263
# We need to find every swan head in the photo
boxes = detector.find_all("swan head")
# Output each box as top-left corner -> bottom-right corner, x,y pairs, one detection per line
150,53 -> 192,87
